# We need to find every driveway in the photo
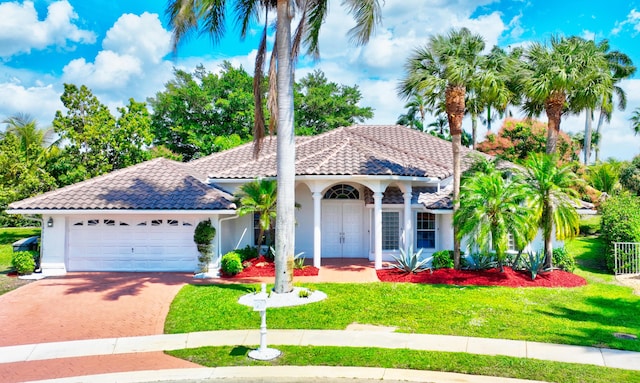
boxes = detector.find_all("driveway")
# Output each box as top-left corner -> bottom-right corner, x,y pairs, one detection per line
0,273 -> 201,383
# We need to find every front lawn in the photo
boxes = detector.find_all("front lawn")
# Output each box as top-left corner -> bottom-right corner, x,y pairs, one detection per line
166,237 -> 640,352
0,227 -> 40,295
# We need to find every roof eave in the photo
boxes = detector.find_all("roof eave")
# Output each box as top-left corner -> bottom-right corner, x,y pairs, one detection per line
5,209 -> 238,215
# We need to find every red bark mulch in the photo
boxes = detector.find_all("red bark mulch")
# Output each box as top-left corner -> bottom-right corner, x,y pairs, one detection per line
376,266 -> 586,288
221,256 -> 319,278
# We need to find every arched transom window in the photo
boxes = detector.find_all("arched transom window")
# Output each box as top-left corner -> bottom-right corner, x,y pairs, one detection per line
324,184 -> 360,200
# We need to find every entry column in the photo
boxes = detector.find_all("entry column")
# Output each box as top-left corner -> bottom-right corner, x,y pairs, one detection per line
403,185 -> 413,255
312,191 -> 322,268
373,191 -> 383,269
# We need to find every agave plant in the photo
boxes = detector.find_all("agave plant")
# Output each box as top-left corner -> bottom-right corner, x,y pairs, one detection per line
523,250 -> 546,280
391,247 -> 430,274
463,252 -> 498,271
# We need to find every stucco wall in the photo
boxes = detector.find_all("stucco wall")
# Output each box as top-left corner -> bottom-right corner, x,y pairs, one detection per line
40,214 -> 67,274
294,183 -> 314,258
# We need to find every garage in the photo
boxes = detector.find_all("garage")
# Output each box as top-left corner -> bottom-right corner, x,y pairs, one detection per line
67,216 -> 199,272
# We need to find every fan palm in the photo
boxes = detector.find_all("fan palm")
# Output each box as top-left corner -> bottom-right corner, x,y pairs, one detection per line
519,153 -> 581,269
517,36 -> 612,155
398,27 -> 486,269
455,159 -> 534,272
166,0 -> 381,293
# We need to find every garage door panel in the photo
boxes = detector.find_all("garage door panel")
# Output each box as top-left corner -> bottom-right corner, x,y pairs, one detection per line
68,216 -> 200,272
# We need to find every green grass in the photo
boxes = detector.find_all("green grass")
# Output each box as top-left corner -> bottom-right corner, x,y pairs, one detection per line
167,345 -> 640,383
0,227 -> 40,295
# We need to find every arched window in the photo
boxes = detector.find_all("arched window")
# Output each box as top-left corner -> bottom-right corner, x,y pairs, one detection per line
324,184 -> 360,200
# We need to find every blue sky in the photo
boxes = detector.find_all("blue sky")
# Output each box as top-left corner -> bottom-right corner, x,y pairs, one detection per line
1,0 -> 640,161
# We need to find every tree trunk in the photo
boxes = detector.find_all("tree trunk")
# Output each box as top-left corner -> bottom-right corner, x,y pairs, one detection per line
543,201 -> 554,270
471,112 -> 478,150
583,108 -> 593,165
274,0 -> 294,294
486,106 -> 492,131
545,91 -> 565,155
594,110 -> 606,163
445,85 -> 465,270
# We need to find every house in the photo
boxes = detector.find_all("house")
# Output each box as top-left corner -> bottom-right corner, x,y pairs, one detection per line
7,125 -> 556,275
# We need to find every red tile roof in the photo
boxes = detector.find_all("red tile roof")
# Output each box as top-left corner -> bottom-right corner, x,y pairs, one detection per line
8,158 -> 235,211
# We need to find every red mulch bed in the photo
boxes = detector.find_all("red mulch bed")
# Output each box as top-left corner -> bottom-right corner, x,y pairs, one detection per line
376,266 -> 586,288
221,256 -> 319,278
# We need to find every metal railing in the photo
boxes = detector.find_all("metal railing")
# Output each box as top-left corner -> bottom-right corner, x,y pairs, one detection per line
613,242 -> 640,275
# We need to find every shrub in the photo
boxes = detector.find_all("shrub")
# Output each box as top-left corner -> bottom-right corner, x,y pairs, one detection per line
579,215 -> 601,236
600,193 -> 640,271
552,247 -> 576,272
221,252 -> 243,276
235,245 -> 259,262
194,220 -> 216,273
432,250 -> 454,269
391,247 -> 430,273
463,252 -> 497,270
11,251 -> 36,275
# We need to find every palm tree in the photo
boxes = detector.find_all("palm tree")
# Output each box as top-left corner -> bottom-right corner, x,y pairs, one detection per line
520,154 -> 581,270
583,40 -> 635,165
455,159 -> 534,271
398,27 -> 486,269
2,113 -> 54,165
235,179 -> 278,249
517,36 -> 612,155
592,41 -> 635,163
396,91 -> 428,131
166,0 -> 381,293
631,107 -> 640,136
480,46 -> 519,132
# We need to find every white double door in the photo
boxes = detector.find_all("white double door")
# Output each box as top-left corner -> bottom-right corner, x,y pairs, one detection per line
321,201 -> 364,258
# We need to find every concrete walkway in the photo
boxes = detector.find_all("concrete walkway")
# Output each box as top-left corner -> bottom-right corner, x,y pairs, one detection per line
1,329 -> 639,382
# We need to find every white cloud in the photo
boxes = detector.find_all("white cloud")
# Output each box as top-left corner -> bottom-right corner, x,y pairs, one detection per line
0,0 -> 95,58
102,12 -> 171,65
0,81 -> 62,125
611,8 -> 640,35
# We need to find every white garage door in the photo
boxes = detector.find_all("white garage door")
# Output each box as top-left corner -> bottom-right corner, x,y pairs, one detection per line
67,216 -> 200,272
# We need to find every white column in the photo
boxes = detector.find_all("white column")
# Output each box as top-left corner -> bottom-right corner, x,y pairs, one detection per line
373,191 -> 383,269
403,185 -> 413,255
312,192 -> 322,268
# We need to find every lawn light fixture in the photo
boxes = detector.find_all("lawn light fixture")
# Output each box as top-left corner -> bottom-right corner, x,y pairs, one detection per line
47,217 -> 54,228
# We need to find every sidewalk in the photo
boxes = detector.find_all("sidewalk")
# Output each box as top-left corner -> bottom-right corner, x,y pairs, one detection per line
1,329 -> 638,382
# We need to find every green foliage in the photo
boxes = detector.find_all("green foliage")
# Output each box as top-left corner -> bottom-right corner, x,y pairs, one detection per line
600,193 -> 640,271
463,252 -> 497,270
391,247 -> 429,273
294,70 -> 373,135
298,289 -> 310,298
235,179 -> 277,248
194,220 -> 216,245
588,162 -> 621,194
431,250 -> 455,269
552,247 -> 576,272
522,251 -> 546,280
294,252 -> 306,270
220,252 -> 243,276
579,215 -> 601,236
148,63 -> 255,161
11,251 -> 35,275
620,155 -> 640,195
235,245 -> 258,262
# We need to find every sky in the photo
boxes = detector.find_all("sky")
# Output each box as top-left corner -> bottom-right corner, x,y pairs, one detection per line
1,0 -> 640,162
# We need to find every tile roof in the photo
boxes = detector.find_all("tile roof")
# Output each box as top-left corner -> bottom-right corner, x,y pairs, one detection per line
192,125 -> 489,179
8,158 -> 235,211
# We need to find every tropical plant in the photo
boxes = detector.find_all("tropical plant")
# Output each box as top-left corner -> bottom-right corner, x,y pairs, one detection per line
552,247 -> 576,272
431,250 -> 455,269
1,113 -> 54,163
11,251 -> 36,275
519,153 -> 581,269
391,247 -> 429,274
588,161 -> 621,194
516,36 -> 613,155
194,219 -> 216,273
220,251 -> 243,276
166,0 -> 381,294
462,252 -> 498,270
293,251 -> 306,270
522,250 -> 546,280
396,90 -> 429,131
235,245 -> 259,262
235,179 -> 278,249
455,158 -> 535,272
591,42 -> 635,163
631,107 -> 640,137
620,155 -> 640,195
399,27 -> 487,269
600,192 -> 640,271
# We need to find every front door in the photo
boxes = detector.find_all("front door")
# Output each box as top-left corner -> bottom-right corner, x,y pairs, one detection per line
322,201 -> 364,258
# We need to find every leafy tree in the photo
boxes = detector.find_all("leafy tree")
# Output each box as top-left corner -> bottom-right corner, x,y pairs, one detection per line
294,70 -> 373,135
167,0 -> 381,294
620,155 -> 640,195
477,118 -> 579,163
1,113 -> 54,163
148,63 -> 255,160
399,27 -> 486,269
516,36 -> 612,155
600,192 -> 640,270
455,158 -> 534,271
520,154 -> 581,269
235,179 -> 278,249
51,84 -> 152,186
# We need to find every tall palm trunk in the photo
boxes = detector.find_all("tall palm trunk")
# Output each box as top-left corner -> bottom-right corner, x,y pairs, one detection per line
471,112 -> 478,150
583,108 -> 593,165
274,0 -> 295,294
446,85 -> 465,270
545,91 -> 565,154
542,200 -> 554,269
594,110 -> 606,163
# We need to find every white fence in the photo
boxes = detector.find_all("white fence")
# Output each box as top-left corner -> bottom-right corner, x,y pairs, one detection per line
613,242 -> 640,275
